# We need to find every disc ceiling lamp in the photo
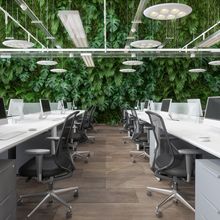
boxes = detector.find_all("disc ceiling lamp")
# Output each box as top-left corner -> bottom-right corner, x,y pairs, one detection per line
189,68 -> 206,73
130,40 -> 161,48
122,60 -> 143,66
50,68 -> 67,73
143,3 -> 192,20
37,60 -> 58,66
208,61 -> 220,66
120,68 -> 136,73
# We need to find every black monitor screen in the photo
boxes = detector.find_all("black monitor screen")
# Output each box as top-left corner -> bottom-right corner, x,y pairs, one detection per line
144,100 -> 149,108
161,99 -> 172,112
205,97 -> 220,120
0,98 -> 6,119
40,99 -> 51,112
63,100 -> 68,109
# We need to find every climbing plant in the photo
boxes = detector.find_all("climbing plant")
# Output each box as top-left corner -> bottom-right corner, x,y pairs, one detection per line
0,0 -> 219,124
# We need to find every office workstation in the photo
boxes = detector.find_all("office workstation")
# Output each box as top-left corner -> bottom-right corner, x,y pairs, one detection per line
0,0 -> 220,220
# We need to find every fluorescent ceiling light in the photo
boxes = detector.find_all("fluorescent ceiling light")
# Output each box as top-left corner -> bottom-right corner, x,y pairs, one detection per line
120,68 -> 136,73
122,60 -> 143,66
37,60 -> 58,66
143,3 -> 192,20
58,10 -> 88,48
50,68 -> 67,73
209,60 -> 220,66
130,40 -> 161,48
197,30 -> 220,48
81,53 -> 95,67
2,39 -> 34,48
189,68 -> 206,73
59,10 -> 95,67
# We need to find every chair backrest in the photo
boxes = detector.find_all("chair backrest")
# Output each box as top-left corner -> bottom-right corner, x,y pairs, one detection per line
145,111 -> 175,172
131,109 -> 141,134
55,111 -> 79,173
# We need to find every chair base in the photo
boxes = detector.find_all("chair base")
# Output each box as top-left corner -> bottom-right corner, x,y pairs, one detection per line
130,150 -> 149,163
18,185 -> 79,219
72,151 -> 90,163
146,186 -> 195,218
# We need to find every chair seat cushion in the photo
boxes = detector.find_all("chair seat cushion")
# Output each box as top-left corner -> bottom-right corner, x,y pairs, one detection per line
19,156 -> 66,179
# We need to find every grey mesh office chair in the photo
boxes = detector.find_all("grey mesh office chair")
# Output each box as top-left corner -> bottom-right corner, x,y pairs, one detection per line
18,111 -> 79,219
129,109 -> 151,163
145,111 -> 201,217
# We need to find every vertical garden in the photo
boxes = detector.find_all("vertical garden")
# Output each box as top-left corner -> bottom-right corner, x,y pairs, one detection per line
0,0 -> 220,124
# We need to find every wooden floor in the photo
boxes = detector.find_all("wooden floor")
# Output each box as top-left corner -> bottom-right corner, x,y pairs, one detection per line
17,125 -> 195,220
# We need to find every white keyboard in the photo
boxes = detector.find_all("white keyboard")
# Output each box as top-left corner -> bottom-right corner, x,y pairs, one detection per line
0,131 -> 26,140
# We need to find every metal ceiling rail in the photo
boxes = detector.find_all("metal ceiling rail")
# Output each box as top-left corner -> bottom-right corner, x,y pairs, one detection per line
0,48 -> 219,58
0,6 -> 46,48
125,0 -> 149,47
182,21 -> 220,49
14,0 -> 57,45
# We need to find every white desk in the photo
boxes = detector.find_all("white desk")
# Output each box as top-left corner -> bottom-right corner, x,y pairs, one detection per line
0,110 -> 84,154
135,110 -> 220,158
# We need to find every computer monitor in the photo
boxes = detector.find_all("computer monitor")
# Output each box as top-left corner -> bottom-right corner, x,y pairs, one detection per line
161,99 -> 172,112
63,100 -> 68,109
8,99 -> 24,118
39,99 -> 51,119
144,100 -> 149,109
0,98 -> 7,119
187,99 -> 203,117
205,96 -> 220,120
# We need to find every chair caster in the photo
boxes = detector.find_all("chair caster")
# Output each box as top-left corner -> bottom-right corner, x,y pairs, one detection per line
155,210 -> 162,218
132,159 -> 136,163
84,157 -> 89,163
173,199 -> 178,205
156,177 -> 161,182
146,191 -> 152,197
88,153 -> 90,157
17,198 -> 23,206
66,211 -> 72,219
74,189 -> 79,197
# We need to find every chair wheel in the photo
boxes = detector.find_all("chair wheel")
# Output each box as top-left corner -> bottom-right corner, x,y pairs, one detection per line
66,211 -> 72,219
88,153 -> 90,157
132,159 -> 136,163
84,158 -> 89,163
155,210 -> 162,218
48,199 -> 53,204
74,189 -> 79,197
156,177 -> 161,182
173,199 -> 178,204
146,191 -> 152,197
17,199 -> 23,206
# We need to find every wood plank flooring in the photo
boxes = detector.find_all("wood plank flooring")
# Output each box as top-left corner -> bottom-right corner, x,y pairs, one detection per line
17,125 -> 195,220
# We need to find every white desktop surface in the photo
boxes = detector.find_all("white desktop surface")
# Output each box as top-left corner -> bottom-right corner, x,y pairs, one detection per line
0,110 -> 84,154
133,110 -> 220,158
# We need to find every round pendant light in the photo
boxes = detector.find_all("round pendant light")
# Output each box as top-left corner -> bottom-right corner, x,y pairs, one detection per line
37,60 -> 58,66
143,3 -> 192,20
208,61 -> 220,66
189,68 -> 206,73
50,68 -> 67,73
2,39 -> 34,48
120,68 -> 136,73
130,40 -> 161,48
122,60 -> 143,66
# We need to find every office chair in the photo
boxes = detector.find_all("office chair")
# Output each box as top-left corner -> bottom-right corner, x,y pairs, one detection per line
129,109 -> 151,163
145,111 -> 201,218
70,109 -> 93,163
17,111 -> 79,219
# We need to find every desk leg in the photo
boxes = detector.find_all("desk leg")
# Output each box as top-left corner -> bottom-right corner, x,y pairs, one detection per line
8,146 -> 16,159
51,126 -> 57,155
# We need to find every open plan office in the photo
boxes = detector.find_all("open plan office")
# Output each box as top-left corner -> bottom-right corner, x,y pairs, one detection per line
0,0 -> 220,220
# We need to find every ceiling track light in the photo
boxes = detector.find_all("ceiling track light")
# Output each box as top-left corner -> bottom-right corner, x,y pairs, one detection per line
130,40 -> 161,48
120,68 -> 136,73
197,30 -> 220,48
37,60 -> 58,66
50,68 -> 67,73
122,60 -> 143,66
209,60 -> 220,66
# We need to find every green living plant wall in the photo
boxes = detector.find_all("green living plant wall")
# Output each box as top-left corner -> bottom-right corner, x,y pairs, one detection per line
0,0 -> 220,124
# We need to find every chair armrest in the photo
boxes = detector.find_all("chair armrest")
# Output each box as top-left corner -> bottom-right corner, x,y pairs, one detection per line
46,136 -> 60,141
25,149 -> 50,182
178,149 -> 202,155
25,149 -> 50,155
